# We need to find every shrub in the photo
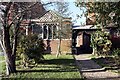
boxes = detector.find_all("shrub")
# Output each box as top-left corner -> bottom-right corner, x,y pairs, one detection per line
17,34 -> 45,67
112,48 -> 120,57
112,48 -> 120,67
91,30 -> 112,56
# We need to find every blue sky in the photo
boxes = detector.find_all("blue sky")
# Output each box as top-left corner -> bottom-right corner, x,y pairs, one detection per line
68,2 -> 86,25
41,0 -> 86,25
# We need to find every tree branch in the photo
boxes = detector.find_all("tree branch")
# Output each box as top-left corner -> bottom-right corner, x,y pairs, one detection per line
8,2 -> 37,28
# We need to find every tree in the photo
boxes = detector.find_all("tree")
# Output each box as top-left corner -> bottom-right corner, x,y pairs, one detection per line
0,2 -> 22,75
75,1 -> 120,28
75,1 -> 120,55
0,2 -> 49,75
53,2 -> 70,17
52,2 -> 71,57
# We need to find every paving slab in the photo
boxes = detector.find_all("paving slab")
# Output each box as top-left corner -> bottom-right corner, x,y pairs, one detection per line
74,54 -> 120,80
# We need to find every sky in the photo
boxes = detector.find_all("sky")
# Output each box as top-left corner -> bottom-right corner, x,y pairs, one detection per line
41,0 -> 86,26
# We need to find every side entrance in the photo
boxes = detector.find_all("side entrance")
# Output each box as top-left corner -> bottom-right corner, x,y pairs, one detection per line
72,30 -> 93,54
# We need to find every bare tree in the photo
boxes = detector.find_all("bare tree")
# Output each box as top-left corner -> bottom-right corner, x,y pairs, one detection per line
53,2 -> 70,57
0,2 -> 41,75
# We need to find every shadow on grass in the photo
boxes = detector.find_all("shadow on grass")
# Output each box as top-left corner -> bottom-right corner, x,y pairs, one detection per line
16,59 -> 78,72
2,58 -> 82,80
92,57 -> 120,70
17,68 -> 78,72
44,59 -> 75,65
2,78 -> 84,80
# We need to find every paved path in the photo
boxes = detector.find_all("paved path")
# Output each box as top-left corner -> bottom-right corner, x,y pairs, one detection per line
74,54 -> 120,80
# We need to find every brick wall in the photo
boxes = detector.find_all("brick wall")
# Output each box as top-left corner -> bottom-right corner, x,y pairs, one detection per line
43,39 -> 72,54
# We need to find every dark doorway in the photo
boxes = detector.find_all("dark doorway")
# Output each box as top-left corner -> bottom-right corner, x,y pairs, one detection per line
82,32 -> 92,53
83,32 -> 91,47
72,31 -> 93,54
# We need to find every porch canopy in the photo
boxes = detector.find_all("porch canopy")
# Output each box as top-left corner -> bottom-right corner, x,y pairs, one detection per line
72,25 -> 97,30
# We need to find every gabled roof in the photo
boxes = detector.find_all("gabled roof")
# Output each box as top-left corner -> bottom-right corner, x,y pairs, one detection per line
38,10 -> 63,22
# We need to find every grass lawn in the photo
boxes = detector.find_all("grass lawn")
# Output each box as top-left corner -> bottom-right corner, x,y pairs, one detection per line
2,54 -> 82,80
0,56 -> 5,60
0,56 -> 6,75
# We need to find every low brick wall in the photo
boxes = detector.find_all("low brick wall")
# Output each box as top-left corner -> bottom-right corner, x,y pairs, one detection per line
43,39 -> 72,54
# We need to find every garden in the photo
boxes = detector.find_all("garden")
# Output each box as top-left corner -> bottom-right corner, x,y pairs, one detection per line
89,29 -> 120,74
0,34 -> 82,80
91,48 -> 120,74
0,54 -> 82,80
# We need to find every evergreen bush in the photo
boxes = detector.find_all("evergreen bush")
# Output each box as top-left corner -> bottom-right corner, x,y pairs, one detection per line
16,34 -> 45,67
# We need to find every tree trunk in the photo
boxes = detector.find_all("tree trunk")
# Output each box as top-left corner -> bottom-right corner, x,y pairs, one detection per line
92,47 -> 95,55
12,37 -> 17,70
3,28 -> 16,75
11,26 -> 18,72
5,53 -> 16,75
56,21 -> 62,57
56,38 -> 61,57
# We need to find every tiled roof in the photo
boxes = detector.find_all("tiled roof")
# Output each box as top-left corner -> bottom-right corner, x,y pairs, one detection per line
38,10 -> 63,22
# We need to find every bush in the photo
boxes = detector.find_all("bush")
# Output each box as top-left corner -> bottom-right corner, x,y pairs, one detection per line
112,48 -> 120,67
91,30 -> 112,56
17,34 -> 45,67
112,48 -> 120,56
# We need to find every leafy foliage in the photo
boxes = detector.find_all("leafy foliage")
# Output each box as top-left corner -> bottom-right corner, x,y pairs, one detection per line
75,1 -> 120,27
17,34 -> 45,67
75,1 -> 120,56
112,48 -> 120,67
112,48 -> 120,57
91,30 -> 112,55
